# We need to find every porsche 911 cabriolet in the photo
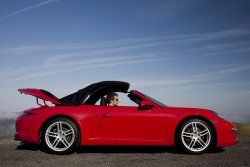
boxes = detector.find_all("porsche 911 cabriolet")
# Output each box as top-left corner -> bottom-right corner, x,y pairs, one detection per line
15,81 -> 237,155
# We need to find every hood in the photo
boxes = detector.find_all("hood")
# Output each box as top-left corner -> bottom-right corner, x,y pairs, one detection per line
18,88 -> 60,105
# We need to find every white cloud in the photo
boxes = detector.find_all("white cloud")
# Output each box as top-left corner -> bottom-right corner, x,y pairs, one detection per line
0,0 -> 60,20
2,55 -> 168,82
193,64 -> 250,80
133,78 -> 196,87
127,63 -> 250,90
1,28 -> 250,55
1,28 -> 250,84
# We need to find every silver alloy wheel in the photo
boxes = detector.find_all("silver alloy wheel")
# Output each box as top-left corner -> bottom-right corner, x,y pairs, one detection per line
45,121 -> 75,152
181,121 -> 211,152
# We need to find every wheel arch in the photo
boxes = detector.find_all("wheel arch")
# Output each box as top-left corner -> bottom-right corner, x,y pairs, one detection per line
38,114 -> 82,144
174,115 -> 217,147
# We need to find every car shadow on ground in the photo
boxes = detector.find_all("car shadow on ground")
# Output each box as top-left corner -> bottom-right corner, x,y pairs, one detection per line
15,142 -> 178,154
77,146 -> 225,154
15,142 -> 225,154
77,146 -> 178,154
16,142 -> 40,151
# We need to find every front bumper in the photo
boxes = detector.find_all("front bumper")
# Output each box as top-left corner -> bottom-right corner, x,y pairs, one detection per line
214,121 -> 238,148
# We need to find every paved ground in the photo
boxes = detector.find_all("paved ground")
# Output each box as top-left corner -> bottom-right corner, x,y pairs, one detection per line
0,136 -> 249,167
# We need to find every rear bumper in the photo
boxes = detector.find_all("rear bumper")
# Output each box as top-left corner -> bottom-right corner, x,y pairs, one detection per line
15,116 -> 39,144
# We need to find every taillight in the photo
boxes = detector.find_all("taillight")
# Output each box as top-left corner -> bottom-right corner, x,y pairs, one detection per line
20,111 -> 34,116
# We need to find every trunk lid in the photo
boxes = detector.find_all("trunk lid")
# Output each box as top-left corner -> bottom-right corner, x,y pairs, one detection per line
18,88 -> 60,105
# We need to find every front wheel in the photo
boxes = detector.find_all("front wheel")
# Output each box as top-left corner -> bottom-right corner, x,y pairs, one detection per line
41,117 -> 80,155
176,119 -> 215,154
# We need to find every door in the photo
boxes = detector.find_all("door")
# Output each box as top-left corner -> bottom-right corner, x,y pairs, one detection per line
98,106 -> 168,145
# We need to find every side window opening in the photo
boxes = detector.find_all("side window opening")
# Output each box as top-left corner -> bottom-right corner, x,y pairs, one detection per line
95,92 -> 139,106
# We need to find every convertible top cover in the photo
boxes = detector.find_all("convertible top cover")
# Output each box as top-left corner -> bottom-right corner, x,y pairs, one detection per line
59,81 -> 130,105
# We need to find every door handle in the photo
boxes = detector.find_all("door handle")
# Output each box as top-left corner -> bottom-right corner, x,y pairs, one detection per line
100,113 -> 111,117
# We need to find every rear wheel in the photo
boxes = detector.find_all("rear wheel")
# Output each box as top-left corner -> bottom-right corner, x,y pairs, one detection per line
176,119 -> 215,154
41,117 -> 80,155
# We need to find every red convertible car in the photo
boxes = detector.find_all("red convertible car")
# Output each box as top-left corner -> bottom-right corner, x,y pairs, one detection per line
15,81 -> 237,155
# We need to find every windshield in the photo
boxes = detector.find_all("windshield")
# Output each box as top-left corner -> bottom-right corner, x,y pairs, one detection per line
138,91 -> 167,107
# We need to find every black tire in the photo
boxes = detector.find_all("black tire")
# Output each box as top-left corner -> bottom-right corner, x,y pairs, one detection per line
176,118 -> 215,154
41,117 -> 80,155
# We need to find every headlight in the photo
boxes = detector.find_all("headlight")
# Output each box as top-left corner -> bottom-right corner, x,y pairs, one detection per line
211,110 -> 226,120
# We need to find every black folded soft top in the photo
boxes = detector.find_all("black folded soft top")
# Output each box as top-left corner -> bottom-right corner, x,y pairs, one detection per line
59,81 -> 130,105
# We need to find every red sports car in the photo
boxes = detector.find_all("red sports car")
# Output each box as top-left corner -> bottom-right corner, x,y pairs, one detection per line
15,81 -> 237,155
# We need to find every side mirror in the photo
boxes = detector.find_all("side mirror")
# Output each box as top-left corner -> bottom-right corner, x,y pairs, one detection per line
139,100 -> 154,110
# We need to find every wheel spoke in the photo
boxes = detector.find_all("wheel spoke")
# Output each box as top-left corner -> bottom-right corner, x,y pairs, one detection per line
47,131 -> 58,138
200,129 -> 209,137
57,122 -> 63,132
65,129 -> 74,136
188,139 -> 196,149
61,138 -> 70,147
182,132 -> 193,138
52,138 -> 60,148
192,122 -> 197,132
197,138 -> 207,148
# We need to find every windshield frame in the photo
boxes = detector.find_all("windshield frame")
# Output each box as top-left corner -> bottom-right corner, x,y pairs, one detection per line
136,91 -> 168,107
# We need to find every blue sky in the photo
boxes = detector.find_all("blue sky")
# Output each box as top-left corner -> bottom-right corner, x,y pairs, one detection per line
0,0 -> 250,122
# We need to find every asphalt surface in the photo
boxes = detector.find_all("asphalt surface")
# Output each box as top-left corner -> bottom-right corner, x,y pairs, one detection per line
0,136 -> 249,167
